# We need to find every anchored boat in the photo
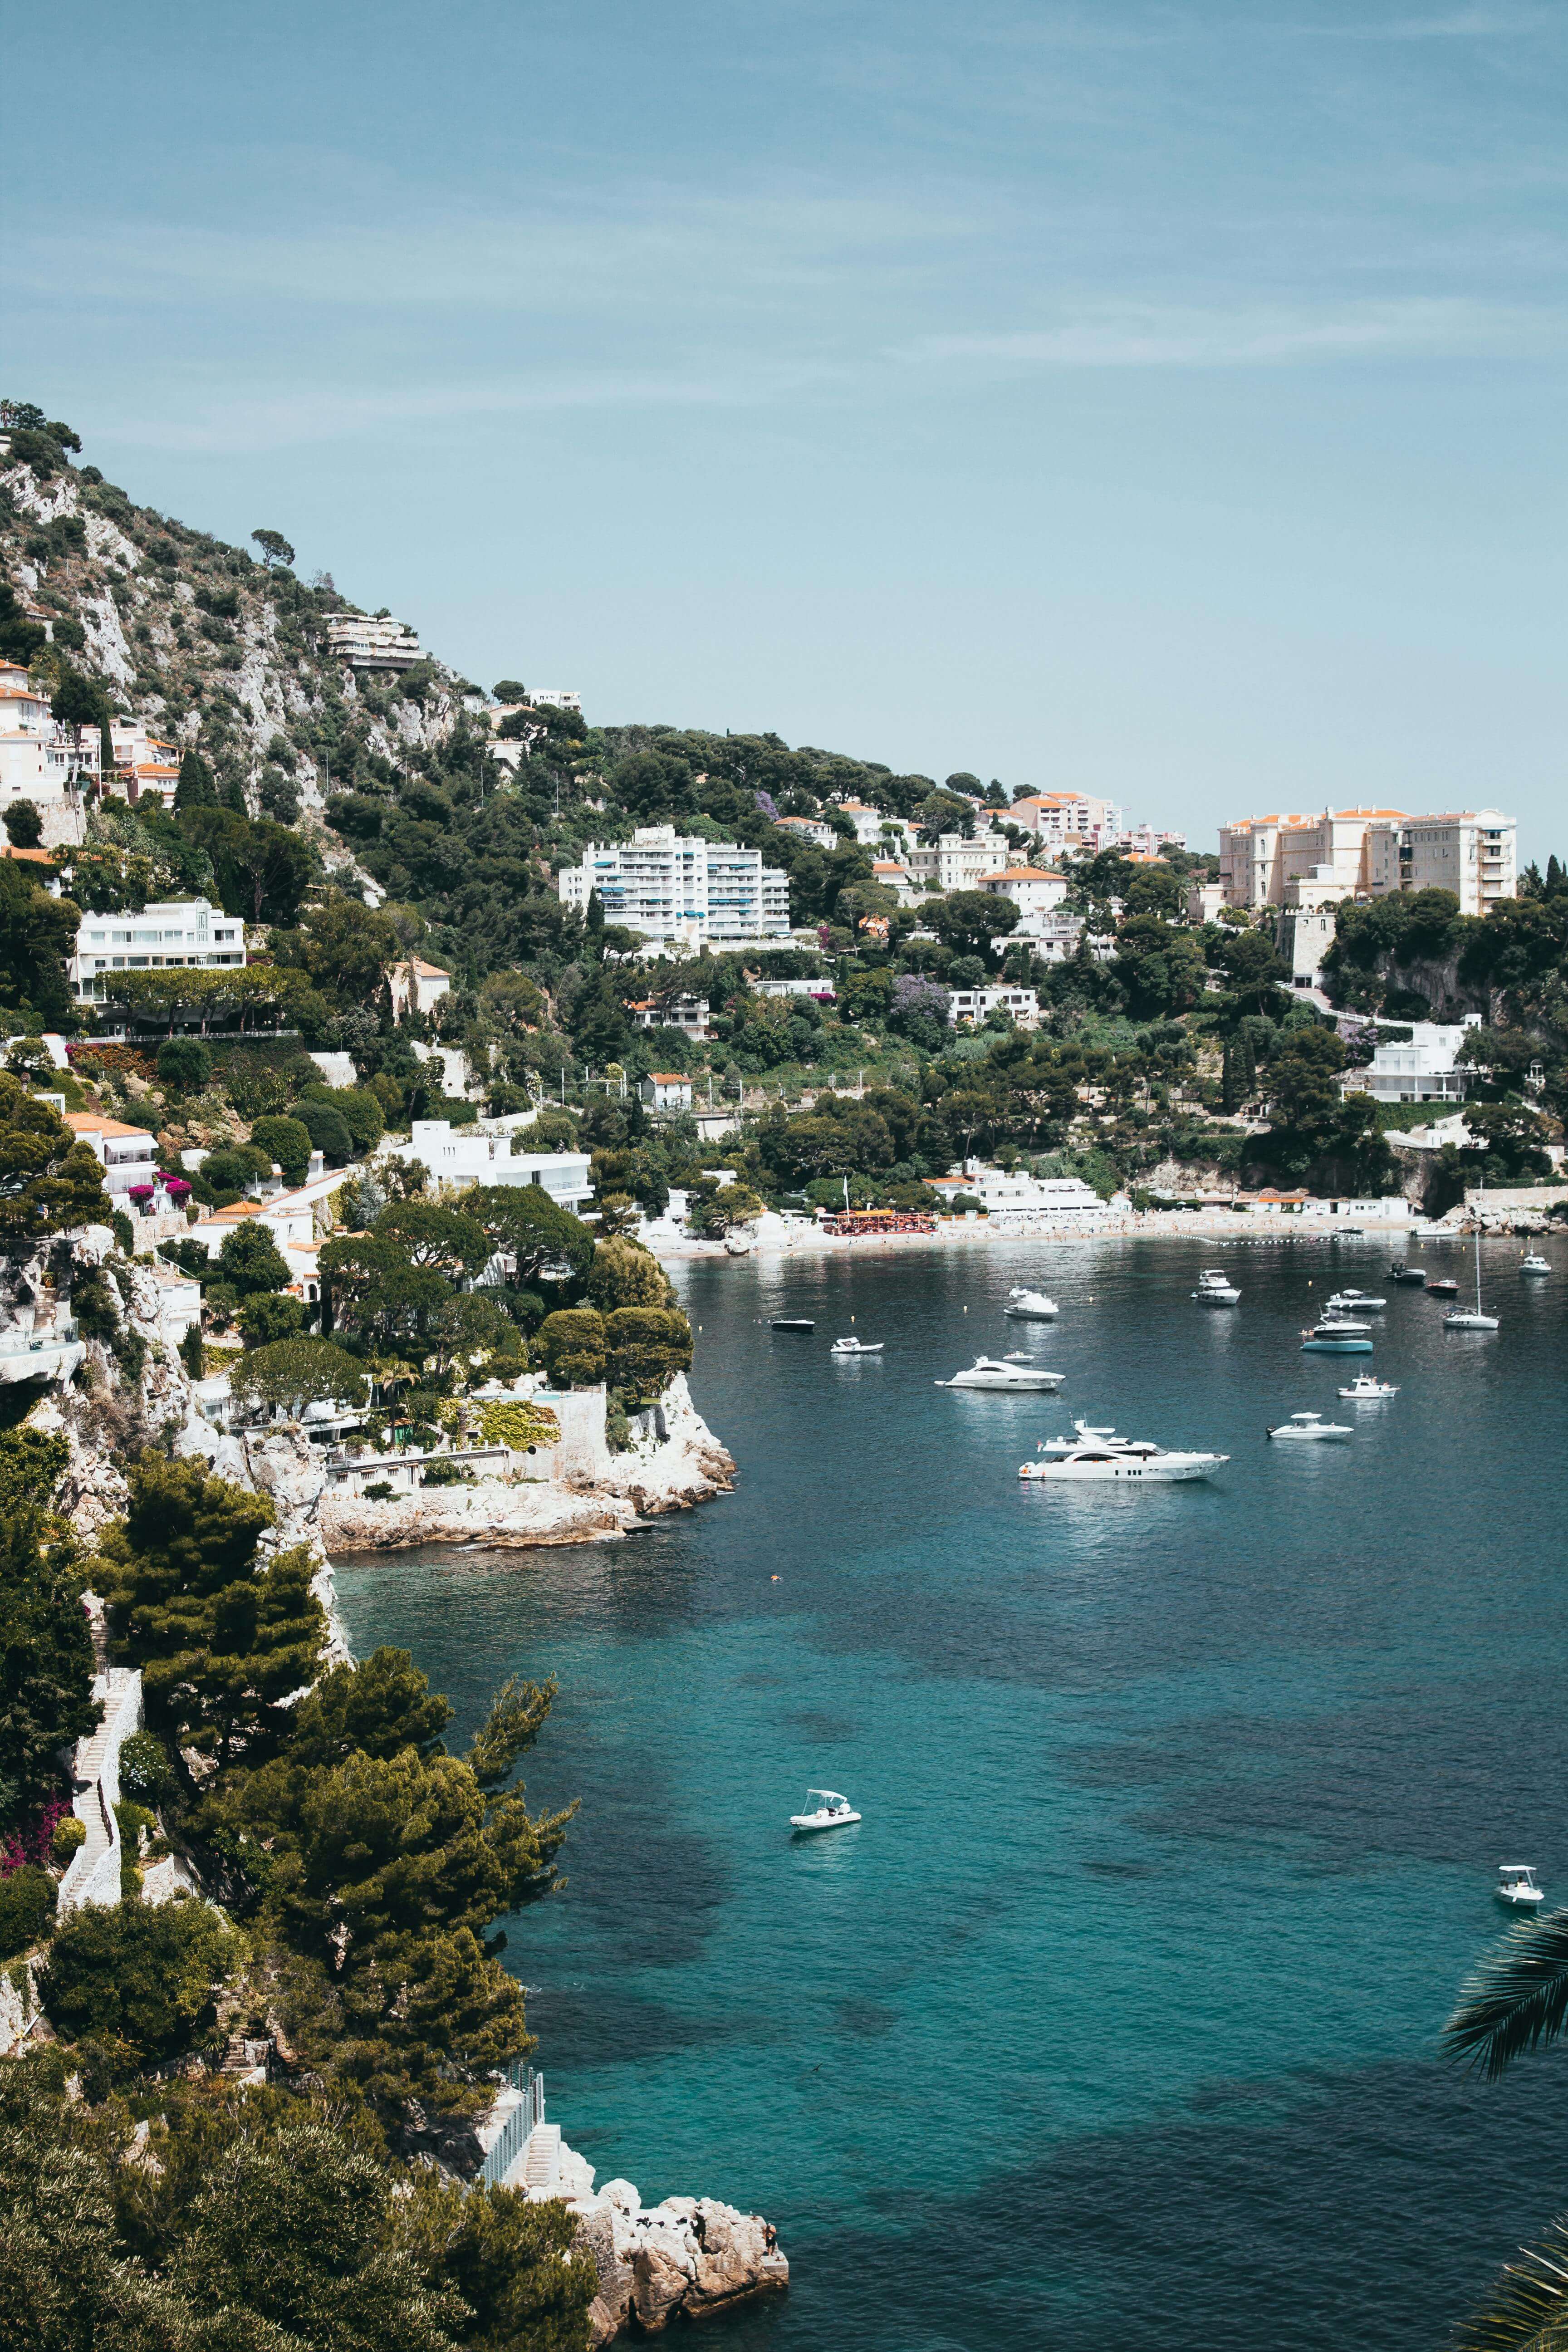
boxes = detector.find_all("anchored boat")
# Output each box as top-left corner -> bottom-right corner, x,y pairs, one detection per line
790,1789 -> 861,1834
1019,1420 -> 1227,1483
937,1356 -> 1065,1392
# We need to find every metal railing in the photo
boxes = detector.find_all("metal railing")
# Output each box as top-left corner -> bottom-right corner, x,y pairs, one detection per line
479,2063 -> 544,2191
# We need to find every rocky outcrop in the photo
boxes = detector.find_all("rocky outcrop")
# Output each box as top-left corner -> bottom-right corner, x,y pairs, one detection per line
577,2181 -> 787,2344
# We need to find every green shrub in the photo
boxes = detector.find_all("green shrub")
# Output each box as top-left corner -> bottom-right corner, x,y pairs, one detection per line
477,1399 -> 559,1451
248,1114 -> 312,1186
157,1037 -> 212,1092
536,1308 -> 605,1389
289,1099 -> 354,1162
236,1292 -> 305,1348
51,1813 -> 86,1864
36,1891 -> 237,2062
603,1306 -> 692,1399
419,1458 -> 472,1486
0,1865 -> 56,1959
118,1730 -> 174,1804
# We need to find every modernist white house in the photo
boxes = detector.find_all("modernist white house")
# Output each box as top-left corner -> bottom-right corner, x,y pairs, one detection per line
1342,1019 -> 1481,1106
322,614 -> 423,668
68,897 -> 247,1003
386,1121 -> 595,1213
946,985 -> 1040,1029
557,826 -> 791,949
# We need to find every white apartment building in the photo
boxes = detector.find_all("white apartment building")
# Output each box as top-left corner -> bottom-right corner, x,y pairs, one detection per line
1112,823 -> 1187,858
105,716 -> 180,809
0,667 -> 99,807
936,829 -> 1013,893
1010,792 -> 1122,855
1217,808 -> 1409,910
557,825 -> 791,947
978,866 -> 1068,916
1219,804 -> 1516,919
630,993 -> 710,1035
530,690 -> 582,712
1186,881 -> 1227,924
1342,1019 -> 1480,1106
946,984 -> 1040,1029
69,896 -> 247,1002
927,1162 -> 1116,1228
1367,809 -> 1516,917
322,615 -> 423,669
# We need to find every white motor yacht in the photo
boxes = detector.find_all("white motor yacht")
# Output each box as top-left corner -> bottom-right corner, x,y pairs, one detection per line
1020,1420 -> 1227,1483
1496,1864 -> 1544,1910
790,1788 -> 861,1833
1327,1290 -> 1386,1314
1004,1286 -> 1059,1319
1267,1411 -> 1353,1441
1446,1230 -> 1499,1331
831,1336 -> 883,1356
1520,1253 -> 1552,1278
1338,1373 -> 1399,1400
937,1356 -> 1065,1392
1193,1269 -> 1241,1305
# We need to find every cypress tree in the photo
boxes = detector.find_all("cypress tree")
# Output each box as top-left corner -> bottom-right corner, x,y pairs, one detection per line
175,748 -> 216,810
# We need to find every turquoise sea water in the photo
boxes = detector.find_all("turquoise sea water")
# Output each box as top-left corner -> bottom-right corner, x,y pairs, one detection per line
335,1234 -> 1568,2352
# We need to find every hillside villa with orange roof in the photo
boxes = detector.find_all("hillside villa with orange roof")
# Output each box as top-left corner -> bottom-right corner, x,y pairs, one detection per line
1218,804 -> 1516,917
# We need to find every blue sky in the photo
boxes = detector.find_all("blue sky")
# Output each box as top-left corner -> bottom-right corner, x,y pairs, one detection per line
6,0 -> 1565,854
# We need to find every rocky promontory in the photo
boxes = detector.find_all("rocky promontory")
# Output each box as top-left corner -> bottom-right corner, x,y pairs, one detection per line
570,2181 -> 788,2342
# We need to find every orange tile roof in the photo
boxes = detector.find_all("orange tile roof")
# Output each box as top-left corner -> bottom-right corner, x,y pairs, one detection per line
64,1111 -> 156,1142
981,867 -> 1063,882
1,845 -> 59,864
651,1072 -> 689,1083
407,957 -> 449,977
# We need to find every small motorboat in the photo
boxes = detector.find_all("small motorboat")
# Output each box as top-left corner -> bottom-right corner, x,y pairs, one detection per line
1020,1420 -> 1227,1483
770,1318 -> 815,1331
831,1336 -> 883,1356
790,1788 -> 861,1834
1326,1290 -> 1385,1314
1338,1373 -> 1399,1400
1004,1286 -> 1059,1319
1193,1269 -> 1241,1305
1425,1278 -> 1459,1297
937,1356 -> 1065,1392
1300,1325 -> 1374,1353
1387,1264 -> 1427,1286
1496,1864 -> 1544,1910
1520,1254 -> 1552,1277
1304,1314 -> 1372,1335
1267,1411 -> 1353,1441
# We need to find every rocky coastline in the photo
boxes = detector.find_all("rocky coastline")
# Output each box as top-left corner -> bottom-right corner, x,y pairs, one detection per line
574,2181 -> 788,2342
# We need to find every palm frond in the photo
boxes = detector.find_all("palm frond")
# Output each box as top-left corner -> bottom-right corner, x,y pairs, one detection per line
1444,1910 -> 1568,2082
1454,2215 -> 1568,2352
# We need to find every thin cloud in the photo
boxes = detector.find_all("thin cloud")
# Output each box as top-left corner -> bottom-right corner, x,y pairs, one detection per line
906,297 -> 1563,369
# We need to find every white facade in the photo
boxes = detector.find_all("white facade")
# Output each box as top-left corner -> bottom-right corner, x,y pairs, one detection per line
69,896 -> 247,1001
105,717 -> 181,809
1342,1018 -> 1480,1105
947,985 -> 1040,1029
62,1110 -> 158,1194
529,689 -> 582,712
1186,881 -> 1227,924
387,1121 -> 595,1211
1112,823 -> 1187,858
645,1073 -> 693,1110
558,825 -> 791,947
388,957 -> 452,1018
323,615 -> 423,668
929,1161 -> 1116,1228
0,671 -> 99,807
978,866 -> 1068,916
1367,809 -> 1516,917
1010,793 -> 1122,855
1279,906 -> 1337,990
631,992 -> 710,1035
1217,808 -> 1410,911
773,814 -> 837,849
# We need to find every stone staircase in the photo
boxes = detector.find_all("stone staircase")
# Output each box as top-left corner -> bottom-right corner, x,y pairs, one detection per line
57,1666 -> 143,1914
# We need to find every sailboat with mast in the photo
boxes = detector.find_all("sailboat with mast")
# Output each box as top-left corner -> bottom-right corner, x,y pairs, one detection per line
1445,1227 -> 1499,1332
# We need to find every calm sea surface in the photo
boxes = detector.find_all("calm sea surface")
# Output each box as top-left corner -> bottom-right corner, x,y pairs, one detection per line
335,1233 -> 1568,2352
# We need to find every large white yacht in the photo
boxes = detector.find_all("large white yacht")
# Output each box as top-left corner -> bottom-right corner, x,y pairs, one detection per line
937,1355 -> 1065,1392
1266,1411 -> 1353,1441
1193,1269 -> 1241,1305
1003,1286 -> 1059,1320
1019,1420 -> 1228,1483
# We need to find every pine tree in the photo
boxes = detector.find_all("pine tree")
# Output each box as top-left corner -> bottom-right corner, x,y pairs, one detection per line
174,747 -> 216,810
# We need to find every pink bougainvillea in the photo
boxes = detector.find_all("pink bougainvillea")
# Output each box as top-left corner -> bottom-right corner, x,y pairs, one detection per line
0,1793 -> 69,1876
